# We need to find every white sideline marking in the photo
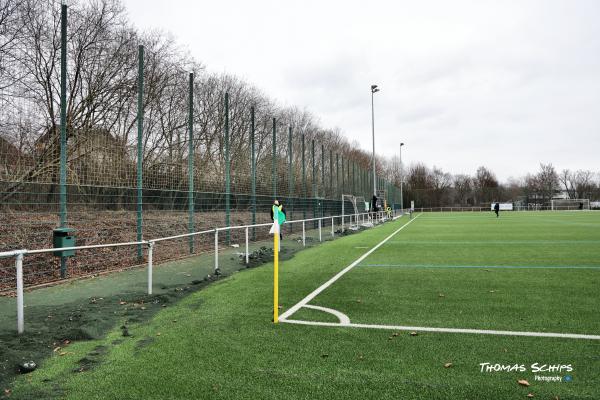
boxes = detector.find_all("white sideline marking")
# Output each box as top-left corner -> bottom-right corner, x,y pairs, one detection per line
302,305 -> 351,324
279,215 -> 421,321
359,264 -> 600,270
281,319 -> 600,340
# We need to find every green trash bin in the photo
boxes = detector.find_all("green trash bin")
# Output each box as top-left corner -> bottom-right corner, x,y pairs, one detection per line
53,228 -> 76,257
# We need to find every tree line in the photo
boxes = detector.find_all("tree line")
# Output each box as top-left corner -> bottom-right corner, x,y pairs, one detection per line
383,161 -> 600,208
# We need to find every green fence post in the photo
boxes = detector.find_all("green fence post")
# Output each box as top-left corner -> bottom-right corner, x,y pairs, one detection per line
302,134 -> 306,219
341,157 -> 345,195
321,144 -> 325,216
347,159 -> 350,195
288,126 -> 293,232
59,3 -> 68,277
188,72 -> 194,253
336,153 -> 340,200
352,162 -> 356,196
311,139 -> 316,226
136,44 -> 144,261
329,150 -> 333,200
272,118 -> 277,198
225,92 -> 230,244
251,107 -> 256,240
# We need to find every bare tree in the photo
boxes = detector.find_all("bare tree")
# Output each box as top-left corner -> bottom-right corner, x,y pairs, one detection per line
473,166 -> 498,204
536,163 -> 559,204
453,174 -> 472,206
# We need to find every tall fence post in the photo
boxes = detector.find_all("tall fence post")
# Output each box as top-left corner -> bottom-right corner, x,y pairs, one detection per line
250,107 -> 256,240
147,241 -> 154,295
188,72 -> 194,253
341,156 -> 345,198
16,253 -> 24,334
321,144 -> 325,218
302,134 -> 306,220
59,4 -> 68,277
136,44 -> 145,261
224,93 -> 231,244
311,140 -> 316,227
336,153 -> 339,200
329,149 -> 333,203
288,126 -> 293,233
272,117 -> 277,198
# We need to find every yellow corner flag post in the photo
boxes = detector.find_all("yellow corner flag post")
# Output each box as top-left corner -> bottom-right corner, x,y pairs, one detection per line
273,219 -> 279,324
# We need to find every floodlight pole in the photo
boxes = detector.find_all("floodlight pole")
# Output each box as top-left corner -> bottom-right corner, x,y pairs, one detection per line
371,85 -> 379,197
400,142 -> 404,213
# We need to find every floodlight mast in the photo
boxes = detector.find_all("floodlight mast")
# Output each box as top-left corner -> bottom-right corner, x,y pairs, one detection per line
371,84 -> 379,197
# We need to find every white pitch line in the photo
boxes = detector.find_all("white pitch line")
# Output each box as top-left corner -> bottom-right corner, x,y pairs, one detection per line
279,215 -> 421,321
281,319 -> 600,340
302,304 -> 351,324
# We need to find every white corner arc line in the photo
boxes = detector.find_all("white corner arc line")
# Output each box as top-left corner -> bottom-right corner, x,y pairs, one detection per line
281,319 -> 600,341
302,305 -> 351,325
279,215 -> 421,321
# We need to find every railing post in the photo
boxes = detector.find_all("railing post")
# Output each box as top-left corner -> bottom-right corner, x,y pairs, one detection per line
331,217 -> 334,237
302,221 -> 305,246
16,253 -> 24,334
147,241 -> 154,295
214,229 -> 219,272
318,218 -> 322,242
245,227 -> 249,265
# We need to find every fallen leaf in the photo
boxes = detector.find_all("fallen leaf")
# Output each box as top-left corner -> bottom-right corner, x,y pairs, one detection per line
4,388 -> 11,396
53,347 -> 61,353
410,331 -> 418,336
156,332 -> 161,336
59,351 -> 71,356
438,293 -> 445,297
527,394 -> 534,398
63,340 -> 70,345
444,362 -> 453,368
356,299 -> 362,303
392,332 -> 399,337
119,301 -> 127,305
140,306 -> 146,310
518,379 -> 530,387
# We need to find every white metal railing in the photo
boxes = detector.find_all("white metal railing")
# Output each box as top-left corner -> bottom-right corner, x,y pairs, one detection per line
0,209 -> 394,333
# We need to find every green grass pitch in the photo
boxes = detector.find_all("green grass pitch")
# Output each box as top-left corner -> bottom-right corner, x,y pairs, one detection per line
9,211 -> 600,399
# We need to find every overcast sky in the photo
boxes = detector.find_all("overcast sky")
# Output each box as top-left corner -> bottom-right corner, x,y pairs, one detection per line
121,0 -> 599,182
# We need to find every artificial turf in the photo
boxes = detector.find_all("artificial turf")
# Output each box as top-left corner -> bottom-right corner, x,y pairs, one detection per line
7,212 -> 600,399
